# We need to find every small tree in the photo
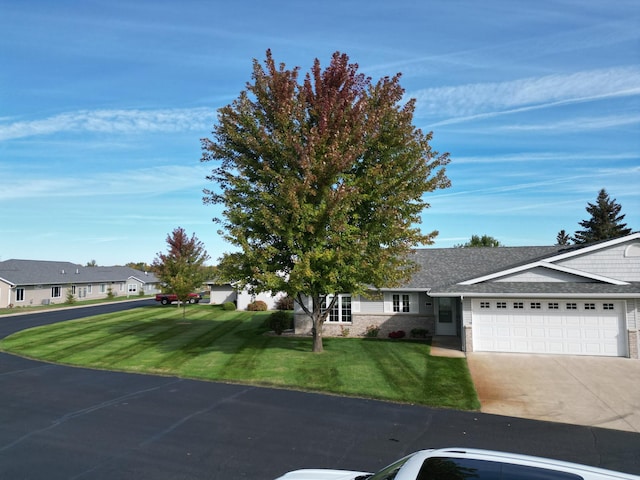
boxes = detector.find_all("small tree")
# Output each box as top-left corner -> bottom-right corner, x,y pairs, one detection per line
455,234 -> 502,248
202,50 -> 450,352
573,189 -> 632,244
65,286 -> 76,304
152,227 -> 210,318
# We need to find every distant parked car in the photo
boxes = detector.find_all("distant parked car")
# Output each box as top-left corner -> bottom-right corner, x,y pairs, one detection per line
274,448 -> 640,480
154,293 -> 202,305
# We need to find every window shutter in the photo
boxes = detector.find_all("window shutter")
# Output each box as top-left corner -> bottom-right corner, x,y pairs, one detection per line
351,295 -> 360,313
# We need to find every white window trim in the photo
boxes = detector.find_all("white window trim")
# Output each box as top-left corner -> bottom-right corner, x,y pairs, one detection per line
384,292 -> 418,314
324,294 -> 353,323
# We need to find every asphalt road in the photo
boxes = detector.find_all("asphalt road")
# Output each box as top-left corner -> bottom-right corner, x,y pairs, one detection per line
1,301 -> 639,479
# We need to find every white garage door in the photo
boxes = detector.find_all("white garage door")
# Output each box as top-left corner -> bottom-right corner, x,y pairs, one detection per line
473,299 -> 626,357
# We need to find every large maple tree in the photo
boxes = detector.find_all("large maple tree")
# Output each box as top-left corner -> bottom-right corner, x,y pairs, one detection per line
202,50 -> 450,352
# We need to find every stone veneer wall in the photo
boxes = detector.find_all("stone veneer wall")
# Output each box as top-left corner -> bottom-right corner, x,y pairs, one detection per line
294,313 -> 435,338
629,330 -> 638,359
463,325 -> 473,353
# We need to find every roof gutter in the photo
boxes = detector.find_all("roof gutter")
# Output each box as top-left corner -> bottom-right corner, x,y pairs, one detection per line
427,291 -> 639,299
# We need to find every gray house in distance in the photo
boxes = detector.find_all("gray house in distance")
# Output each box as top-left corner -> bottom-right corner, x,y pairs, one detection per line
295,233 -> 640,359
0,260 -> 161,308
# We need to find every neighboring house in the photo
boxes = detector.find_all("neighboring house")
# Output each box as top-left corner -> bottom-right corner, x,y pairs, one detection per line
206,282 -> 286,310
0,259 -> 161,309
294,233 -> 640,359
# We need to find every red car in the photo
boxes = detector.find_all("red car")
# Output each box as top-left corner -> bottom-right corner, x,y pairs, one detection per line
155,293 -> 202,305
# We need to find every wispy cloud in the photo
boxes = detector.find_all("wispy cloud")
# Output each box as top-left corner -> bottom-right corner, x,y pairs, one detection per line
412,66 -> 640,123
0,164 -> 209,200
430,165 -> 640,199
452,151 -> 640,165
0,108 -> 216,141
499,114 -> 640,132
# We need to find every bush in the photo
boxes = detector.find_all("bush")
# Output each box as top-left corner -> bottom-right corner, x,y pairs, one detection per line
222,301 -> 236,311
268,310 -> 292,335
247,300 -> 268,311
275,295 -> 294,310
388,330 -> 406,339
364,325 -> 380,338
410,328 -> 430,339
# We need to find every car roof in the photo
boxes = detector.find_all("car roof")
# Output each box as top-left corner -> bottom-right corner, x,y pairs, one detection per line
409,448 -> 639,480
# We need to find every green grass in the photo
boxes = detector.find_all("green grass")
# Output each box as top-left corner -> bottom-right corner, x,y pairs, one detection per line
0,305 -> 480,410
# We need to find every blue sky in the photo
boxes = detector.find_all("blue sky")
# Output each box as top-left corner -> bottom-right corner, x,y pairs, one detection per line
1,0 -> 638,266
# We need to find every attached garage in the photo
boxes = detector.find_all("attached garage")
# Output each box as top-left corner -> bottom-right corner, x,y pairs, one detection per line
472,298 -> 627,357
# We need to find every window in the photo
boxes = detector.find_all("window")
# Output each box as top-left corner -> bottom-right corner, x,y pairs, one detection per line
480,302 -> 490,309
324,295 -> 352,323
497,302 -> 507,309
584,303 -> 595,310
393,294 -> 410,313
566,303 -> 577,310
128,284 -> 137,293
51,286 -> 61,298
548,302 -> 559,309
119,282 -> 125,292
71,285 -> 77,295
100,284 -> 106,293
341,295 -> 352,323
513,302 -> 524,309
530,302 -> 541,309
603,303 -> 614,310
87,285 -> 92,294
16,288 -> 25,302
385,293 -> 415,313
416,457 -> 583,480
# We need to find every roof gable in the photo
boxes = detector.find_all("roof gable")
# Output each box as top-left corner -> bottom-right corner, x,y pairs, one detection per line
460,261 -> 629,285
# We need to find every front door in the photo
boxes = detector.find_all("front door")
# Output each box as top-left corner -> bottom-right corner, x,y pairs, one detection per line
436,297 -> 457,335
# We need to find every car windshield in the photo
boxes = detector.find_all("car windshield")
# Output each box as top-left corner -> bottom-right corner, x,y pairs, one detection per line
361,453 -> 417,480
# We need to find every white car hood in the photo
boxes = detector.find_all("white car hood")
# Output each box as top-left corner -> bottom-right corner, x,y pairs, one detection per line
275,468 -> 370,480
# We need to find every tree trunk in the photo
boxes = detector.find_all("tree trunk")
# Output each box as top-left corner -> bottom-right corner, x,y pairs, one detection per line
312,315 -> 324,353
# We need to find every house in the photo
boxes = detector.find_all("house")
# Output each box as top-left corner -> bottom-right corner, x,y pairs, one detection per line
206,281 -> 286,310
294,233 -> 640,359
0,259 -> 161,308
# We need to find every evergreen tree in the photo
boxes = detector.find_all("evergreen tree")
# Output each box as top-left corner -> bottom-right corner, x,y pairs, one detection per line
573,189 -> 632,244
556,230 -> 571,246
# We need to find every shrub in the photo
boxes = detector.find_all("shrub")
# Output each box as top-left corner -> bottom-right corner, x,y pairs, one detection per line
410,328 -> 430,339
275,295 -> 294,310
222,301 -> 236,311
268,310 -> 292,335
364,325 -> 380,338
65,289 -> 76,305
247,300 -> 268,311
388,330 -> 406,339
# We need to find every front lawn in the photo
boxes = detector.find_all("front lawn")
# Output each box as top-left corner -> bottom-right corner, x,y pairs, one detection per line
0,305 -> 479,410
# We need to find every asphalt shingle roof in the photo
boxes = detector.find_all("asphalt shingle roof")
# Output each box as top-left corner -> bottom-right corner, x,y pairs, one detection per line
404,245 -> 571,289
0,259 -> 158,286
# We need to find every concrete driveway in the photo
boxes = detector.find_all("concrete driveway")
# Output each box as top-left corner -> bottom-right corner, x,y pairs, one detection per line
466,352 -> 640,433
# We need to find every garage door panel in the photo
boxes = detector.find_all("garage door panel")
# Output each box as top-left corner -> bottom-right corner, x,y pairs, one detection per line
473,299 -> 625,357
